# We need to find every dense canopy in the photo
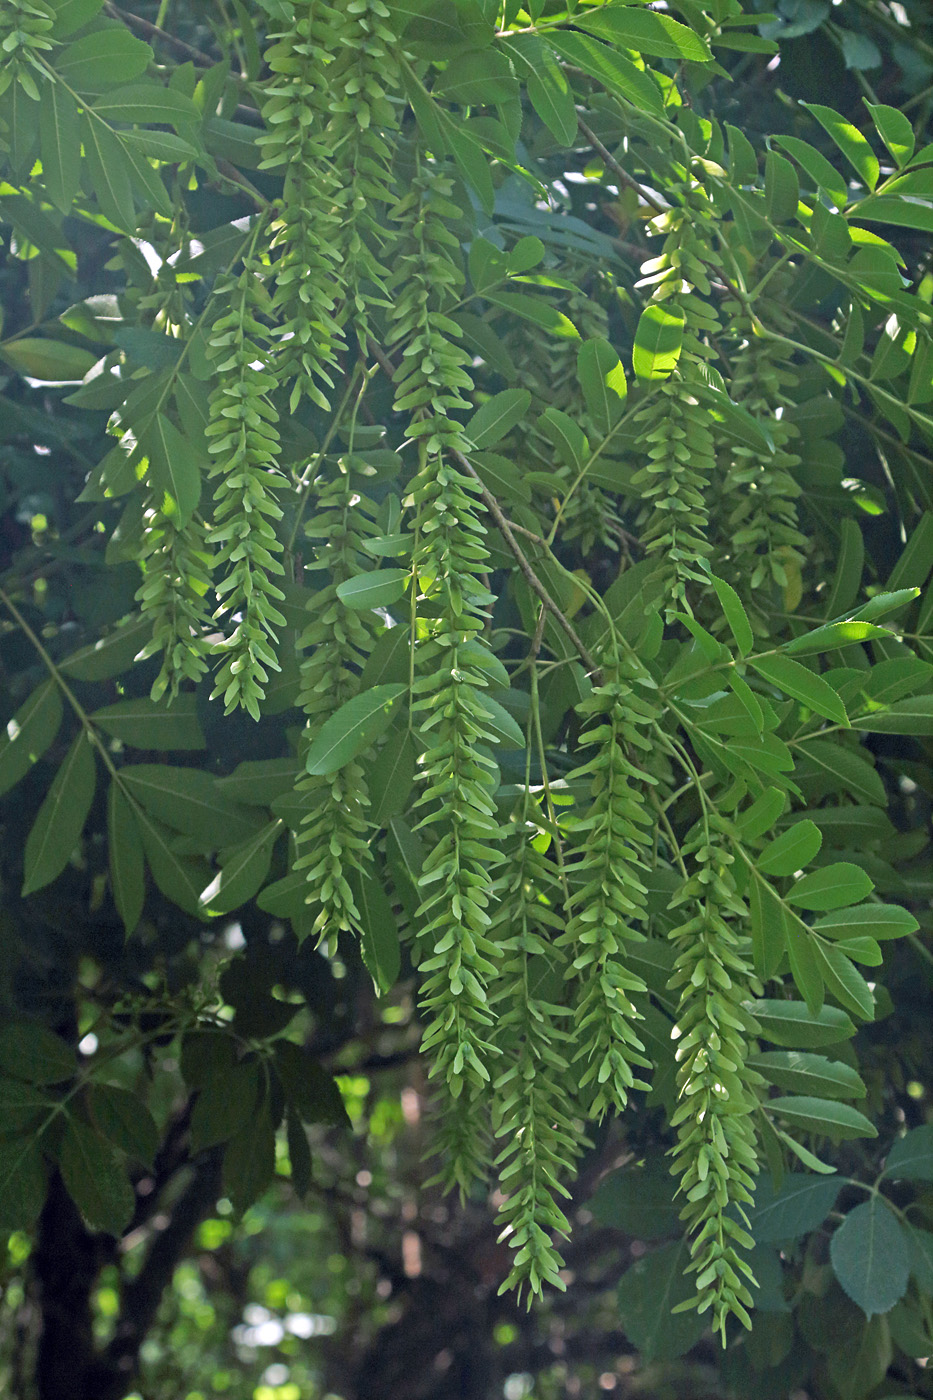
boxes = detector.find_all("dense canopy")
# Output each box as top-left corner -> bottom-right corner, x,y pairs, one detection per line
0,1 -> 932,1397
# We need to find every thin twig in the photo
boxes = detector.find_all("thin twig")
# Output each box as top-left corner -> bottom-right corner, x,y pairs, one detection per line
364,336 -> 604,682
577,116 -> 666,214
105,3 -> 217,66
450,446 -> 604,682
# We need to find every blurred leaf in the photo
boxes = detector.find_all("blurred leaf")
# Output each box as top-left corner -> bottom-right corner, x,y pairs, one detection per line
58,1117 -> 135,1235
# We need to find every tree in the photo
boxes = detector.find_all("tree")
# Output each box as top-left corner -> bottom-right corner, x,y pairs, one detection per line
0,0 -> 932,1395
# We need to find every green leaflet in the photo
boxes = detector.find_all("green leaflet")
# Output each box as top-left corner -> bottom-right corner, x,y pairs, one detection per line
747,1051 -> 866,1101
710,574 -> 753,656
89,1083 -> 159,1169
139,413 -> 202,525
750,654 -> 849,725
852,695 -> 933,734
801,102 -> 879,191
58,1116 -> 136,1236
545,32 -> 664,116
758,820 -> 822,877
335,570 -> 409,610
864,101 -> 914,166
793,738 -> 885,806
50,0 -> 107,37
90,82 -> 200,126
786,862 -> 874,912
773,135 -> 847,211
540,406 -> 588,472
813,904 -> 919,943
883,1124 -> 933,1182
526,49 -> 577,147
304,685 -> 406,775
576,338 -> 627,434
120,764 -> 264,848
349,867 -> 402,994
82,114 -> 137,230
765,150 -> 799,224
0,1022 -> 74,1084
466,389 -> 531,448
38,82 -> 81,213
831,1199 -> 910,1317
0,337 -> 97,381
769,1096 -> 878,1142
783,620 -> 892,656
576,6 -> 711,63
747,1174 -> 842,1243
198,821 -> 281,915
752,999 -> 856,1048
632,304 -> 685,380
22,731 -> 96,896
0,680 -> 63,798
55,28 -> 152,90
91,695 -> 206,750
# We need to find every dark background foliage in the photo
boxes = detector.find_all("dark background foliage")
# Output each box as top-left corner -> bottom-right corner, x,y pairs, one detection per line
0,1 -> 932,1399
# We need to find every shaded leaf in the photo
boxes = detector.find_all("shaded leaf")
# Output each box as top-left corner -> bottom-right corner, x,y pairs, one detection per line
89,1084 -> 159,1168
589,1160 -> 679,1240
108,781 -> 145,935
0,1135 -> 46,1232
190,1062 -> 260,1152
831,1199 -> 909,1316
883,1124 -> 933,1182
91,695 -> 206,749
223,1102 -> 276,1215
615,1239 -> 706,1361
0,680 -> 63,798
121,764 -> 263,848
22,731 -> 96,896
747,1173 -> 841,1243
349,867 -> 401,993
0,1022 -> 74,1084
751,999 -> 855,1048
58,1117 -> 135,1235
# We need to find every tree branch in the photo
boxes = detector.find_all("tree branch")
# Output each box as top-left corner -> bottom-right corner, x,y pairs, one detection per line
102,1152 -> 223,1396
365,337 -> 604,684
577,116 -> 666,214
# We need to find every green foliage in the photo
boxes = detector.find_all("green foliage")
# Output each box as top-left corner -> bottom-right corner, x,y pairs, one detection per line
1,0 -> 933,1396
